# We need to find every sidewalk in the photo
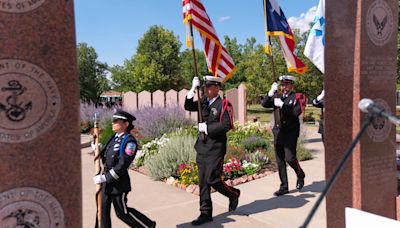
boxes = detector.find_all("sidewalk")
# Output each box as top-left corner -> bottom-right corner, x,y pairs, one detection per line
81,125 -> 326,227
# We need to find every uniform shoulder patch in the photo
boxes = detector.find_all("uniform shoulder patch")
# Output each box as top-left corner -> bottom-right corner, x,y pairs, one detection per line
125,142 -> 137,156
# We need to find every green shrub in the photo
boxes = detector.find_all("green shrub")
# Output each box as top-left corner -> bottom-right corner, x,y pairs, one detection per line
297,139 -> 313,161
134,135 -> 170,167
99,119 -> 114,145
228,121 -> 268,146
242,160 -> 260,175
144,135 -> 196,180
225,146 -> 246,162
242,136 -> 270,153
244,150 -> 270,167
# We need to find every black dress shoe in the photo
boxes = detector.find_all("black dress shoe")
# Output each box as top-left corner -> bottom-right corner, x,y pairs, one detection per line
273,188 -> 289,196
296,178 -> 304,190
191,214 -> 213,226
229,189 -> 240,212
149,221 -> 156,228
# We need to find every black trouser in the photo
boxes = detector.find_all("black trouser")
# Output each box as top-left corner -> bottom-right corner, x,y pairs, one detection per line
97,188 -> 152,228
274,138 -> 305,190
197,154 -> 240,216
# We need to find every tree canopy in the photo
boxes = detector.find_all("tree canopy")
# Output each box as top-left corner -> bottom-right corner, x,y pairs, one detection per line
77,43 -> 110,104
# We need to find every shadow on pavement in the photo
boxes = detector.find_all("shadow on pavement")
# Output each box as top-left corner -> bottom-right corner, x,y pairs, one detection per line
176,211 -> 238,228
175,181 -> 325,227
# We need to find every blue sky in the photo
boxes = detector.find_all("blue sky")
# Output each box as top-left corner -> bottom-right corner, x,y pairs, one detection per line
74,0 -> 319,67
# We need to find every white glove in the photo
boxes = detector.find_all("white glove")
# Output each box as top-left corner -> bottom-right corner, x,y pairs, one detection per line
93,174 -> 106,184
274,98 -> 284,108
91,142 -> 101,151
187,77 -> 200,99
317,90 -> 324,101
268,82 -> 279,97
191,76 -> 200,90
198,122 -> 208,135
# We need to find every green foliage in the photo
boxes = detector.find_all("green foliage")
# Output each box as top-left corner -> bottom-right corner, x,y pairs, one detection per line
144,135 -> 196,180
77,43 -> 110,103
242,136 -> 270,153
245,150 -> 270,167
134,135 -> 169,168
127,25 -> 183,92
228,122 -> 270,146
177,161 -> 199,186
297,138 -> 313,161
225,146 -> 246,162
303,111 -> 316,123
99,119 -> 114,145
242,160 -> 260,175
180,49 -> 209,88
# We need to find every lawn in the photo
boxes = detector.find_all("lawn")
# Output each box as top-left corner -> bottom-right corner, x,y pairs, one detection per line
247,104 -> 322,125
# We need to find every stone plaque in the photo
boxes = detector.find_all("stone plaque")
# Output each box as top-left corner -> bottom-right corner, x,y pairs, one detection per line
0,0 -> 82,227
366,0 -> 394,46
0,59 -> 61,143
325,0 -> 397,227
0,0 -> 47,13
0,187 -> 64,228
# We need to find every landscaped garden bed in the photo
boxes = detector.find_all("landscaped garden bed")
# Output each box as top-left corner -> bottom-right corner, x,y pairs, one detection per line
80,104 -> 313,195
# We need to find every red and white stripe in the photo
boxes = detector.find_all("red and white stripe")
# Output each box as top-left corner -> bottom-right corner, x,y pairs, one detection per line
183,0 -> 236,82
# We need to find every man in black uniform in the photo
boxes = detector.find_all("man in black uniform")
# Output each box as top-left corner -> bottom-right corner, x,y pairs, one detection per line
185,76 -> 240,226
93,110 -> 155,228
262,75 -> 306,196
312,90 -> 325,144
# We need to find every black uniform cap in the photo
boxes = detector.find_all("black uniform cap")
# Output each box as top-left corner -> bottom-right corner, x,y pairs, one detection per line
113,109 -> 136,122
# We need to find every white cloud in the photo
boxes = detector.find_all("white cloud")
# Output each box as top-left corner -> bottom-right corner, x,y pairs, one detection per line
218,16 -> 232,22
288,6 -> 317,34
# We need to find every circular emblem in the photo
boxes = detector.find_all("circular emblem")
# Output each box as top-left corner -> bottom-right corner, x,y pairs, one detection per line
366,0 -> 394,46
0,0 -> 46,13
0,59 -> 61,143
366,98 -> 392,142
0,187 -> 65,228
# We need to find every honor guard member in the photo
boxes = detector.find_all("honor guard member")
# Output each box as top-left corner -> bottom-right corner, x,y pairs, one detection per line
312,90 -> 325,144
262,75 -> 306,196
93,110 -> 156,228
184,76 -> 240,226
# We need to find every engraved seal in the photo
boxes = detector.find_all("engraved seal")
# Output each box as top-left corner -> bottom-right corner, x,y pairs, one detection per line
0,0 -> 46,13
366,0 -> 394,46
0,59 -> 61,143
0,187 -> 64,228
366,98 -> 392,142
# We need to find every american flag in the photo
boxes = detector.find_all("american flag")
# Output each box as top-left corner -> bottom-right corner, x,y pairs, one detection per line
183,0 -> 236,82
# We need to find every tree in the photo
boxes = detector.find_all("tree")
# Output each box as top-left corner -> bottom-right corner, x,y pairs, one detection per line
126,25 -> 183,92
180,49 -> 208,89
223,36 -> 245,89
77,43 -> 110,104
109,62 -> 135,92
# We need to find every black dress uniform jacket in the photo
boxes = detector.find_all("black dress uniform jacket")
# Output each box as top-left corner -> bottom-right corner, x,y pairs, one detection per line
101,133 -> 138,194
262,91 -> 302,145
185,95 -> 239,216
185,96 -> 232,157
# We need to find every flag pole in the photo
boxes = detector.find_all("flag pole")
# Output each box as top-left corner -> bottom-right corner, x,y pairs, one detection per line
188,20 -> 206,142
264,0 -> 282,127
264,0 -> 277,82
93,112 -> 102,227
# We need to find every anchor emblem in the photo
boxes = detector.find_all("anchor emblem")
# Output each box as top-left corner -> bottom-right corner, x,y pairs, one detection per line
0,80 -> 32,122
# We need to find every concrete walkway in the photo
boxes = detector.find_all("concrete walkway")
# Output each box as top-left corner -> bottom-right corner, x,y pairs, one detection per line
81,126 -> 326,227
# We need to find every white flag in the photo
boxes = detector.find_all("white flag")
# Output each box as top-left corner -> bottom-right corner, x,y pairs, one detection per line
304,0 -> 325,73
